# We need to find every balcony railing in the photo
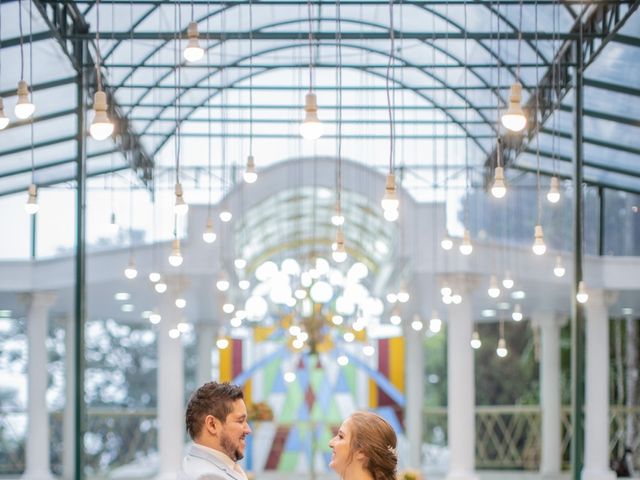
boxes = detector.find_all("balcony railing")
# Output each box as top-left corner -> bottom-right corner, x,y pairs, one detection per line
1,405 -> 638,475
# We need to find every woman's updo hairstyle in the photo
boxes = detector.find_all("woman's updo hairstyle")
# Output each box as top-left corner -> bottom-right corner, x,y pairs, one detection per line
348,412 -> 398,480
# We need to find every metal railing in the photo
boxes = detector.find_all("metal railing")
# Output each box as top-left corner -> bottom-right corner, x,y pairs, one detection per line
1,405 -> 638,475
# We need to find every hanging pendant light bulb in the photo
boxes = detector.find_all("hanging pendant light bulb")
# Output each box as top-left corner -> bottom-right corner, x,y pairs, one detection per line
174,182 -> 188,216
397,281 -> 410,303
183,22 -> 204,63
496,337 -> 508,357
124,256 -> 138,279
547,176 -> 560,203
501,82 -> 526,132
441,232 -> 453,251
331,203 -> 345,226
243,155 -> 258,183
299,92 -> 324,140
512,303 -> 523,321
24,183 -> 39,215
216,271 -> 230,292
532,224 -> 547,255
491,166 -> 507,198
502,271 -> 514,289
15,80 -> 35,120
148,271 -> 161,283
429,310 -> 442,333
553,255 -> 566,277
202,217 -> 217,244
470,330 -> 482,349
154,280 -> 168,293
488,275 -> 501,298
90,90 -> 114,140
459,230 -> 473,255
219,209 -> 232,222
332,229 -> 347,263
380,173 -> 399,211
0,98 -> 10,130
576,281 -> 589,304
168,238 -> 183,267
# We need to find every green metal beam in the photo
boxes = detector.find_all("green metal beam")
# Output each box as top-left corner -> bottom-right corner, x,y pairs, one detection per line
0,135 -> 77,157
67,30 -> 586,41
133,116 -> 488,125
0,30 -> 52,48
0,108 -> 77,131
612,34 -> 640,47
521,147 -> 640,179
102,62 -> 564,69
0,76 -> 76,98
121,102 -> 497,110
113,83 -> 517,91
144,132 -> 492,139
540,127 -> 640,157
583,78 -> 640,97
0,150 -> 118,179
57,0 -> 618,5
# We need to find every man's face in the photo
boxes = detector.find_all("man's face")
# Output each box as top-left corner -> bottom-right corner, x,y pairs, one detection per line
218,399 -> 252,461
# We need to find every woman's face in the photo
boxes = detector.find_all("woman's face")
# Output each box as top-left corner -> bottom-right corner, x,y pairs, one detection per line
328,418 -> 354,476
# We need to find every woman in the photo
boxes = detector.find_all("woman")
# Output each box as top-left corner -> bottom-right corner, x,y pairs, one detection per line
328,411 -> 397,480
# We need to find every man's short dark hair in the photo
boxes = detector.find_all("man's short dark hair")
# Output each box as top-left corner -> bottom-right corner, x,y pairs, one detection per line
185,382 -> 244,439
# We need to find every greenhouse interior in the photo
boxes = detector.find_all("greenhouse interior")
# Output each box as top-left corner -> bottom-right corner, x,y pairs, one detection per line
0,0 -> 638,480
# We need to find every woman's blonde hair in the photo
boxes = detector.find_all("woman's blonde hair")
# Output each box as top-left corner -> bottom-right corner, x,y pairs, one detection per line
347,412 -> 398,480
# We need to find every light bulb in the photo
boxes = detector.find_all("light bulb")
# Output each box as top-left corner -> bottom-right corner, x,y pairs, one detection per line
155,281 -> 168,293
174,182 -> 188,216
234,258 -> 247,270
15,80 -> 35,119
441,234 -> 453,251
299,92 -> 324,140
459,230 -> 473,255
502,272 -> 514,289
183,22 -> 204,62
331,203 -> 345,226
390,314 -> 402,325
491,166 -> 507,198
488,275 -> 501,298
411,315 -> 423,331
216,337 -> 230,350
451,294 -> 462,304
124,258 -> 138,279
576,281 -> 589,304
223,303 -> 235,314
496,338 -> 508,357
202,217 -> 217,244
238,280 -> 250,290
512,303 -> 523,321
386,293 -> 398,304
219,210 -> 232,222
470,330 -> 482,349
501,82 -> 526,132
363,345 -> 375,356
24,183 -> 39,215
175,297 -> 187,309
553,256 -> 566,277
243,155 -> 258,183
284,371 -> 296,383
148,272 -> 161,283
168,328 -> 181,339
216,272 -> 230,292
397,283 -> 410,303
89,90 -> 114,140
547,176 -> 561,203
383,208 -> 399,222
381,173 -> 400,211
532,224 -> 546,255
149,311 -> 161,324
440,287 -> 452,297
429,311 -> 442,333
168,238 -> 183,267
332,229 -> 347,263
0,98 -> 10,130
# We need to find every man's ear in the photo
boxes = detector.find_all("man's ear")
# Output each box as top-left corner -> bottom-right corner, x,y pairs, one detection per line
203,415 -> 221,436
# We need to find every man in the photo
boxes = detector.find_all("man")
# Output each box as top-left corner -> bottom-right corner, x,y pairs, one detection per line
180,382 -> 252,480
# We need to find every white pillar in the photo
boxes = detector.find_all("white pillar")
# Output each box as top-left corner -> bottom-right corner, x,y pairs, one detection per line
196,322 -> 216,387
581,290 -> 616,480
405,320 -> 424,469
532,312 -> 562,477
22,292 -> 57,480
63,314 -> 75,480
156,291 -> 185,480
445,278 -> 478,480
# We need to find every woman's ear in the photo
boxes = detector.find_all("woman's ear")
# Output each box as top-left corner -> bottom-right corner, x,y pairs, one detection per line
354,449 -> 366,463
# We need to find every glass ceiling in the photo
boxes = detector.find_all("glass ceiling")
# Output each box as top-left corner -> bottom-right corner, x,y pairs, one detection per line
0,0 -> 638,200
